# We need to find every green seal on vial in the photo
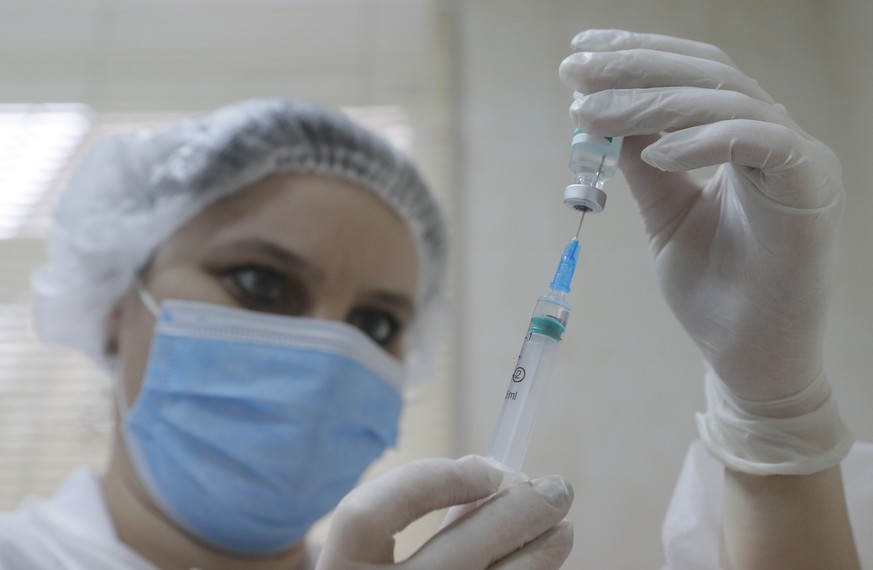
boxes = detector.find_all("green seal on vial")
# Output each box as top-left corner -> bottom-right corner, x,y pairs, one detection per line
528,315 -> 565,341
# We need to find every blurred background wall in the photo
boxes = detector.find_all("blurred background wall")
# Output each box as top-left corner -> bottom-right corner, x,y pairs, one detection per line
1,0 -> 871,567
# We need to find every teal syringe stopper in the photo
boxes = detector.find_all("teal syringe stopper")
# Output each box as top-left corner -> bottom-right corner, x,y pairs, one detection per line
528,315 -> 566,341
549,237 -> 580,293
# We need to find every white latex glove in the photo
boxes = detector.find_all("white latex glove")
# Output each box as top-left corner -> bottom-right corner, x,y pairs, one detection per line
315,455 -> 573,569
559,29 -> 852,475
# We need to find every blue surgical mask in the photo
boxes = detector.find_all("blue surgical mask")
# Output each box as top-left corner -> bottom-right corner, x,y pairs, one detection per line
120,291 -> 405,555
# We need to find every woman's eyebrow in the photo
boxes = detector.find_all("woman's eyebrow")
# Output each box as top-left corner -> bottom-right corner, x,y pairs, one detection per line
216,238 -> 324,281
364,290 -> 415,319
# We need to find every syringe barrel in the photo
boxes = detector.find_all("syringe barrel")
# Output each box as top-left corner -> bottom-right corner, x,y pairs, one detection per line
486,292 -> 570,473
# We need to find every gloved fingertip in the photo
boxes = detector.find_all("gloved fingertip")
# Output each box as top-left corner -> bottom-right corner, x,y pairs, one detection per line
558,53 -> 592,89
558,59 -> 573,85
569,97 -> 585,115
460,454 -> 505,490
568,97 -> 594,131
569,32 -> 586,51
640,145 -> 676,172
531,475 -> 574,510
570,29 -> 598,51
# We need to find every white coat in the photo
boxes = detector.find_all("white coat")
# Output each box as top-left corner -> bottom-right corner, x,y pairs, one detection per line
0,468 -> 156,569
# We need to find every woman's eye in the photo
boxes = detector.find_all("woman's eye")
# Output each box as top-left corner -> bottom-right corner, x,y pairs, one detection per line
226,266 -> 287,306
348,309 -> 401,348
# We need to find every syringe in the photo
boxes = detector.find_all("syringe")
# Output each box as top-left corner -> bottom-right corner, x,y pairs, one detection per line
486,233 -> 581,476
485,127 -> 620,477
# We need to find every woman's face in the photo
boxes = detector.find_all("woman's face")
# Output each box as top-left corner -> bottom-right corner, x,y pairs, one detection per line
108,172 -> 418,406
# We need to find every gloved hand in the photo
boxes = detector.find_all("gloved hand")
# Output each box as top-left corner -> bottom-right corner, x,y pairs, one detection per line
559,29 -> 852,475
315,455 -> 573,569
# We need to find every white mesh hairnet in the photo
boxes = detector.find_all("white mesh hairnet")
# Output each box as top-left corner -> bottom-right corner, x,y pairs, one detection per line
32,99 -> 448,376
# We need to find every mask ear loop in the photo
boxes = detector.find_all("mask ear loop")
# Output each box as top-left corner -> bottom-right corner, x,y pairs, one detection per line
115,278 -> 161,417
135,278 -> 161,317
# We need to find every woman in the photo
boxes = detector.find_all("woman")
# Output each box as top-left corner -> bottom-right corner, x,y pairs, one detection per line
1,99 -> 574,569
2,27 -> 869,570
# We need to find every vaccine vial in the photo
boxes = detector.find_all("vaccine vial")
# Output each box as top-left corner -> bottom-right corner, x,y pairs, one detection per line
564,129 -> 623,213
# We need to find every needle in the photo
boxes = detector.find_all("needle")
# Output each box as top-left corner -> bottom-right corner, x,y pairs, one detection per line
574,209 -> 587,239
